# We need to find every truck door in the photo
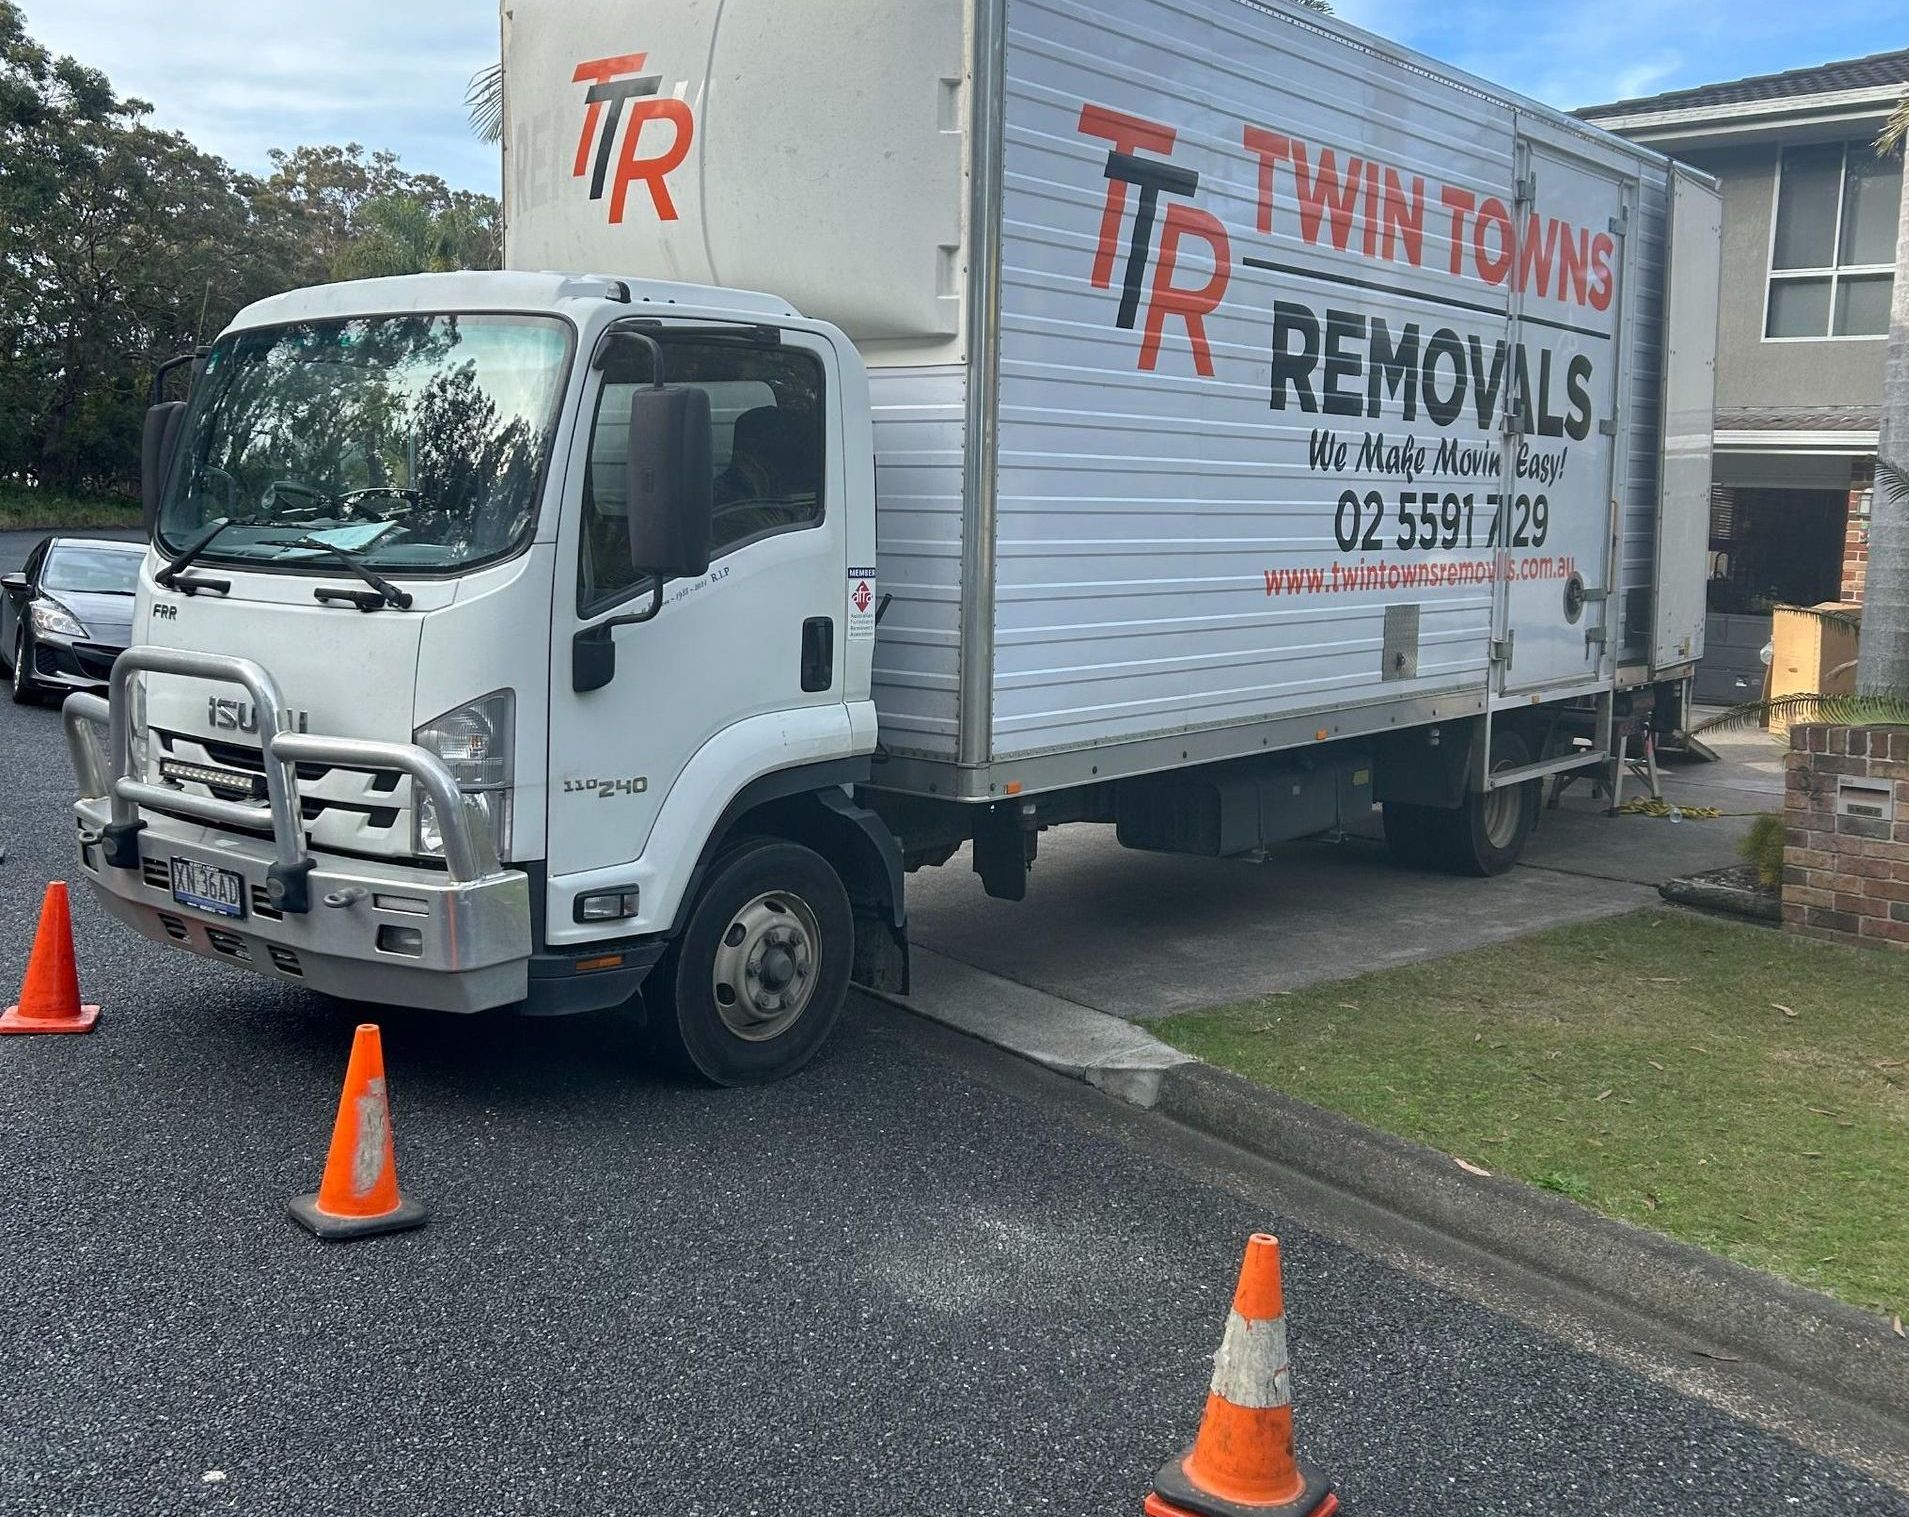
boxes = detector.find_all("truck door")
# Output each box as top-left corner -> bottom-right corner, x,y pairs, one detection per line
1493,128 -> 1634,698
544,324 -> 849,934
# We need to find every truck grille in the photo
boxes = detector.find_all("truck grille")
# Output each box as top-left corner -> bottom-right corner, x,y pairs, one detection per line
147,729 -> 410,855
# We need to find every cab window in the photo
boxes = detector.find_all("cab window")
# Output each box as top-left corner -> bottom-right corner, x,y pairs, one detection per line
580,339 -> 825,614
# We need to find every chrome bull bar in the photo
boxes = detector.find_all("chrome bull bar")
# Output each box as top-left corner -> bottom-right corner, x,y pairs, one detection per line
64,646 -> 499,913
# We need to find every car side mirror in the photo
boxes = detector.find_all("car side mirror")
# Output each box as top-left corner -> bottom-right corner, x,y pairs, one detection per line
141,401 -> 187,533
625,383 -> 713,580
0,573 -> 25,595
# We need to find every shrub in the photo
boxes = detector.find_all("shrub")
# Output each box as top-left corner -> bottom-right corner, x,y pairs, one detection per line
1741,813 -> 1786,891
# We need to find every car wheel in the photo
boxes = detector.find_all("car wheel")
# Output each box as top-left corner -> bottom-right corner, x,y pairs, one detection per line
10,627 -> 39,706
646,838 -> 853,1086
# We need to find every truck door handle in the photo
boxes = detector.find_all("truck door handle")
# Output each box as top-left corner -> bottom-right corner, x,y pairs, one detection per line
801,617 -> 834,693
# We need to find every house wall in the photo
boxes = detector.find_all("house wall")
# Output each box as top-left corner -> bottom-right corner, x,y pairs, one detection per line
1677,143 -> 1888,414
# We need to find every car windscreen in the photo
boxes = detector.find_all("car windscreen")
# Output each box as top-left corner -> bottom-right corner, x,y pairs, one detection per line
41,546 -> 140,594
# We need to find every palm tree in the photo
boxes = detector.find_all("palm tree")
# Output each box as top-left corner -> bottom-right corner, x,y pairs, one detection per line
467,63 -> 502,145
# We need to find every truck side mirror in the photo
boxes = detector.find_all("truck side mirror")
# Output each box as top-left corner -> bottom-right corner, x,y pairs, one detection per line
625,383 -> 713,580
141,401 -> 187,533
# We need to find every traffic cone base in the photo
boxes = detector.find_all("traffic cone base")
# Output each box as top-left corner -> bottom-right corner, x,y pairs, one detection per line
0,1001 -> 100,1035
288,1190 -> 428,1241
1146,1461 -> 1337,1517
2,882 -> 99,1034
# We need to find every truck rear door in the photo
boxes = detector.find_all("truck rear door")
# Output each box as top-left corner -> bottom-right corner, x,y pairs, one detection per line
1493,124 -> 1635,699
1652,167 -> 1722,675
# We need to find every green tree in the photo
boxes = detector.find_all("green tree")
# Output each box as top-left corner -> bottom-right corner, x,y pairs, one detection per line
0,2 -> 499,498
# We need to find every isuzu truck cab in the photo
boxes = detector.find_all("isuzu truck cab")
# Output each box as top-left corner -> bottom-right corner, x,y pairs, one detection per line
66,0 -> 1720,1083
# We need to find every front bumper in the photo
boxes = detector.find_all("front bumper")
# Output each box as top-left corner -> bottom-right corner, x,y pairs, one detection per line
33,632 -> 123,690
65,647 -> 531,1013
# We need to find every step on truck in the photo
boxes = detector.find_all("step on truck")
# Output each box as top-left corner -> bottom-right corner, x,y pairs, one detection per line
66,0 -> 1722,1083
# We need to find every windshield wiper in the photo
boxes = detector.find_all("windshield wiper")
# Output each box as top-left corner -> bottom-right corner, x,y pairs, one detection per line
293,537 -> 414,612
156,515 -> 263,588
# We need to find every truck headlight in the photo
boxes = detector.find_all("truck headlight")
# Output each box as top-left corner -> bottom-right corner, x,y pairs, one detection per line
31,598 -> 85,639
413,690 -> 514,861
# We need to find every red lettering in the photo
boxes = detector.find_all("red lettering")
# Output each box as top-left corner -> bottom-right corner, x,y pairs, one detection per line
1242,124 -> 1292,235
1555,223 -> 1590,306
1141,203 -> 1231,377
572,52 -> 648,179
609,98 -> 694,222
1588,232 -> 1616,312
1382,169 -> 1425,267
1293,144 -> 1363,252
1473,197 -> 1513,285
1078,103 -> 1178,289
1439,185 -> 1475,275
1516,213 -> 1559,297
1361,160 -> 1381,258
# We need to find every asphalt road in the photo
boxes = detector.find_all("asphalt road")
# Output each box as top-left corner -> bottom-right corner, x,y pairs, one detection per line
0,696 -> 1899,1516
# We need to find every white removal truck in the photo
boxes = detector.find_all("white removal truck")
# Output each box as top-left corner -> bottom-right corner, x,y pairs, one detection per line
66,0 -> 1720,1082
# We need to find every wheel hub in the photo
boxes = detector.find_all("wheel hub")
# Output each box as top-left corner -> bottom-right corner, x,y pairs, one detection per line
712,893 -> 820,1041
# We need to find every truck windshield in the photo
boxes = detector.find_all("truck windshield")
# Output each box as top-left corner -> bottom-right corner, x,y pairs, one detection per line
156,314 -> 570,573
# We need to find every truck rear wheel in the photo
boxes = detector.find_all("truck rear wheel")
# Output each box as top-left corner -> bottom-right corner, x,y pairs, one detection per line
648,838 -> 853,1086
1384,730 -> 1538,877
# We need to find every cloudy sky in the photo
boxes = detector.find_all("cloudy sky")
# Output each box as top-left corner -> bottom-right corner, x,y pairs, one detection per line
22,0 -> 1909,195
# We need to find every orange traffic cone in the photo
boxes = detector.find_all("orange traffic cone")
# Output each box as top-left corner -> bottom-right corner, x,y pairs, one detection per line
288,1023 -> 428,1241
1145,1234 -> 1336,1517
1,883 -> 100,1035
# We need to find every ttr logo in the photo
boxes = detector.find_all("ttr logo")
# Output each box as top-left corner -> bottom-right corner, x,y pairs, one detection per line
571,51 -> 696,224
1077,104 -> 1232,377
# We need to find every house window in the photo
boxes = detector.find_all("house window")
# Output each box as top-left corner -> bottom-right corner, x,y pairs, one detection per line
1766,142 -> 1900,339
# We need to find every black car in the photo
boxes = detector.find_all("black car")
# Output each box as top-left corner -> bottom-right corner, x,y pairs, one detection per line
1,536 -> 144,705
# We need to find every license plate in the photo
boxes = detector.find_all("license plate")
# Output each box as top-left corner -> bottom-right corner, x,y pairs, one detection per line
170,857 -> 246,918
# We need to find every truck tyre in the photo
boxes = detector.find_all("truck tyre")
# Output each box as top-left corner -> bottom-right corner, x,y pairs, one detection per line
1380,800 -> 1438,867
648,838 -> 853,1086
1433,729 -> 1539,877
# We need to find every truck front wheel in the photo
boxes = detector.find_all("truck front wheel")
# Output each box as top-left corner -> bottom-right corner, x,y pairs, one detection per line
648,838 -> 853,1085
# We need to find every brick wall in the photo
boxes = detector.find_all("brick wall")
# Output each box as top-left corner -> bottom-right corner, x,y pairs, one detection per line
1841,464 -> 1872,604
1783,724 -> 1909,950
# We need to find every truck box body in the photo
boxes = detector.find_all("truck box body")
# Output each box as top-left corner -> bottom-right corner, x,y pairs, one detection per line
503,0 -> 1720,802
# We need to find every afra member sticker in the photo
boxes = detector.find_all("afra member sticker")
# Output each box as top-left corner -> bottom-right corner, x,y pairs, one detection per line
847,568 -> 877,643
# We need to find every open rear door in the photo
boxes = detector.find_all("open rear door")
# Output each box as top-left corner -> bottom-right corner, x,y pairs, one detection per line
1652,167 -> 1722,674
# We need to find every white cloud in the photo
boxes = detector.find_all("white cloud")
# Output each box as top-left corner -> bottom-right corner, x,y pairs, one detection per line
19,0 -> 502,192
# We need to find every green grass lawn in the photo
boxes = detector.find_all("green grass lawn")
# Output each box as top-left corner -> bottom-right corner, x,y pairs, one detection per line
0,484 -> 140,532
1153,910 -> 1909,1318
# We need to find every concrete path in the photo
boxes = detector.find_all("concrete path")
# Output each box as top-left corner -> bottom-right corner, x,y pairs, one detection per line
904,722 -> 1785,1020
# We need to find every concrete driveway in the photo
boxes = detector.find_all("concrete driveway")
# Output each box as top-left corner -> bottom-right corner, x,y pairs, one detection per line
904,724 -> 1783,1021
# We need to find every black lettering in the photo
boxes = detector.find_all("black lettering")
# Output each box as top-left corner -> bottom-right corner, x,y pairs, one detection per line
1565,355 -> 1593,441
1535,348 -> 1564,438
1467,335 -> 1506,429
1367,318 -> 1419,422
1270,300 -> 1321,412
1422,329 -> 1466,428
1322,308 -> 1366,418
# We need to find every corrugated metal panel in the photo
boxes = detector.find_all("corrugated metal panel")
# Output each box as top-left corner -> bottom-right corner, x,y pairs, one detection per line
990,0 -> 1532,759
1617,168 -> 1670,666
869,365 -> 968,757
